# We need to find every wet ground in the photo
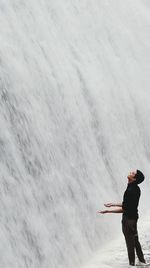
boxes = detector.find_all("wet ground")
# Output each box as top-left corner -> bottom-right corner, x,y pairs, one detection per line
83,217 -> 150,268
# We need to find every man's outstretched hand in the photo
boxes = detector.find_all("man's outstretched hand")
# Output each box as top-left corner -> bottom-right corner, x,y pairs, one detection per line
97,203 -> 113,214
97,210 -> 108,214
104,203 -> 114,207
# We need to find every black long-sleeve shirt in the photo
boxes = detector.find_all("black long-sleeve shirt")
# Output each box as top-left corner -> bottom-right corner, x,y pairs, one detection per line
122,182 -> 141,220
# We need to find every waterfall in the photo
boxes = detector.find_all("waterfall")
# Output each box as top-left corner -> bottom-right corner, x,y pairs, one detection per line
0,1 -> 150,267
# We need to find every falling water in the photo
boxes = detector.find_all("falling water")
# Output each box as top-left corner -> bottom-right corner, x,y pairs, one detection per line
0,1 -> 150,267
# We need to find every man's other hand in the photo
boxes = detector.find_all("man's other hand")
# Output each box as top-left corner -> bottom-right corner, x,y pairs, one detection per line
104,203 -> 114,207
97,210 -> 108,214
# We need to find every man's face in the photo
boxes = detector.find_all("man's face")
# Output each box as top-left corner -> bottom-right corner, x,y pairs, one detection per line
127,171 -> 137,182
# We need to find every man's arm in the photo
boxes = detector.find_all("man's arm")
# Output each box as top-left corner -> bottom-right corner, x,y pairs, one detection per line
104,202 -> 122,207
97,207 -> 123,214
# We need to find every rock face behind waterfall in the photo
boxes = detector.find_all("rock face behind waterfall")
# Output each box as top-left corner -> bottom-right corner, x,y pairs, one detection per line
0,1 -> 150,268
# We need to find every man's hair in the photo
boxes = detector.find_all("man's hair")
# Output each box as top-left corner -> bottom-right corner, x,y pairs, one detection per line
135,170 -> 145,184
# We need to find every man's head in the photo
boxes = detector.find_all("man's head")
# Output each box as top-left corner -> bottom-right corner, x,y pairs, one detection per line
127,170 -> 145,184
135,170 -> 145,184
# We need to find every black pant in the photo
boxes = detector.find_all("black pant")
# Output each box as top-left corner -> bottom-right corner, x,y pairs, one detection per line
122,217 -> 145,265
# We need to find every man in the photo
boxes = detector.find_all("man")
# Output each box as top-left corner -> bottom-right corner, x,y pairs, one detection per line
98,170 -> 146,266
